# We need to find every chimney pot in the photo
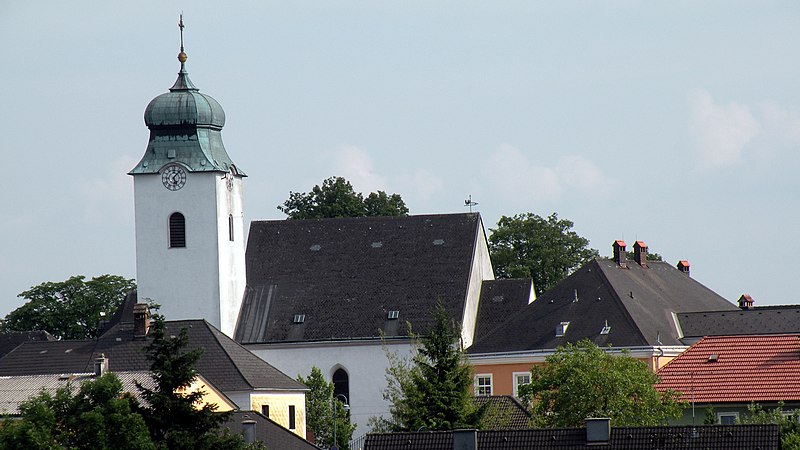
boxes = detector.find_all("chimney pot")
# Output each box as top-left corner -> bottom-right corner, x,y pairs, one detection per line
133,303 -> 151,338
612,240 -> 627,268
585,417 -> 611,444
677,260 -> 690,276
633,241 -> 648,267
94,353 -> 108,377
453,429 -> 478,450
738,294 -> 754,310
242,420 -> 257,444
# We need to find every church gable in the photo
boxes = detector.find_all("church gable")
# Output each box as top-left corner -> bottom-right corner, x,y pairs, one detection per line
235,213 -> 484,343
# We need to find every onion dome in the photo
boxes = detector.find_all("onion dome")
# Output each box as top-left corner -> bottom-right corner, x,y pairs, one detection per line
130,47 -> 243,176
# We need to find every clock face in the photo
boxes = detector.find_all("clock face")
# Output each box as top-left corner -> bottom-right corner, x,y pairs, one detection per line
161,165 -> 187,191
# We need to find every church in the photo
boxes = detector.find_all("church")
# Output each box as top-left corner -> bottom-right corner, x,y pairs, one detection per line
127,34 -> 533,436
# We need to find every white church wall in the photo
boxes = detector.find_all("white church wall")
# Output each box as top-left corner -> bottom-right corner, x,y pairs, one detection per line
246,339 -> 415,437
215,174 -> 246,336
461,217 -> 495,348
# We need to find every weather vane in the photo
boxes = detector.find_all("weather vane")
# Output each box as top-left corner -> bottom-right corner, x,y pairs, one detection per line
464,195 -> 478,213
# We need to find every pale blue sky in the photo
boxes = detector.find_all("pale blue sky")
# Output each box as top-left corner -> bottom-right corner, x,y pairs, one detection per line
2,1 -> 799,317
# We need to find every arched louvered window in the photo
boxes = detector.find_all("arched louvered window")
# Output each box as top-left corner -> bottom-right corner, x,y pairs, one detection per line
169,212 -> 186,248
228,214 -> 234,241
333,367 -> 350,405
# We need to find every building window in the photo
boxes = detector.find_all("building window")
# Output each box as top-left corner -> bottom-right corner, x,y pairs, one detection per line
475,374 -> 492,396
512,372 -> 531,398
717,412 -> 738,425
333,367 -> 350,405
169,212 -> 186,248
261,404 -> 269,418
289,405 -> 296,429
228,214 -> 234,241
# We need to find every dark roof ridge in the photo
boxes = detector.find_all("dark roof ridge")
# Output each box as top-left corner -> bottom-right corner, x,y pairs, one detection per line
591,258 -> 650,344
251,212 -> 479,225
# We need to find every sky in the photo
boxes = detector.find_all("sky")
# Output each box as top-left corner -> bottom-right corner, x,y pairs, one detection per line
2,1 -> 800,317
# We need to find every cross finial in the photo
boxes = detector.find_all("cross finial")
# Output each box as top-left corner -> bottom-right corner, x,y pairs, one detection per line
177,13 -> 188,65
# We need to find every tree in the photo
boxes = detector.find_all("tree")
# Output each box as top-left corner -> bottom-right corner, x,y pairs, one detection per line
489,213 -> 598,296
278,176 -> 408,219
297,366 -> 355,450
739,402 -> 800,450
519,339 -> 685,428
375,302 -> 484,432
135,313 -> 245,450
625,251 -> 664,262
1,274 -> 136,340
0,373 -> 155,450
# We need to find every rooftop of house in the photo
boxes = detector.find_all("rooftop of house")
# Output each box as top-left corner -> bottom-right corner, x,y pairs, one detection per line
676,303 -> 800,343
473,280 -> 534,345
471,395 -> 531,430
656,334 -> 800,403
0,292 -> 305,393
224,411 -> 322,450
468,250 -> 736,354
0,370 -> 154,415
363,424 -> 779,450
235,213 -> 487,343
0,330 -> 55,359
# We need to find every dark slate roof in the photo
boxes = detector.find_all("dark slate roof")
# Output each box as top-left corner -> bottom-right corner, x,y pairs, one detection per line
0,331 -> 55,359
471,395 -> 531,430
469,259 -> 736,353
235,213 -> 483,343
0,295 -> 304,393
474,280 -> 533,345
363,425 -> 779,450
224,411 -> 321,450
677,305 -> 800,342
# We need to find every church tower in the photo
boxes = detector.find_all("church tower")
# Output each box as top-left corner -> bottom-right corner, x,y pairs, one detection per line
129,18 -> 246,336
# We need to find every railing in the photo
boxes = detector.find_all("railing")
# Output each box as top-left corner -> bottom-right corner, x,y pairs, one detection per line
349,433 -> 367,450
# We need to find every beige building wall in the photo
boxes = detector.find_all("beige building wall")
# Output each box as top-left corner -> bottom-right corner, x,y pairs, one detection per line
250,392 -> 307,438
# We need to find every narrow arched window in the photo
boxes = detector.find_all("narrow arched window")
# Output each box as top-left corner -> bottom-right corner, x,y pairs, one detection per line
333,368 -> 350,405
228,214 -> 234,241
169,212 -> 186,248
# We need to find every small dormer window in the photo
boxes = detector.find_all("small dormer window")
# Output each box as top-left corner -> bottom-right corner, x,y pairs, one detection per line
293,314 -> 305,324
600,320 -> 611,335
708,354 -> 719,362
388,310 -> 400,320
556,321 -> 570,337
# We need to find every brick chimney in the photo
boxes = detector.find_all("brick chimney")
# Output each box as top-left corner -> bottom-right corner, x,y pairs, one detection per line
133,303 -> 151,338
677,260 -> 690,276
612,240 -> 627,268
738,294 -> 754,310
94,353 -> 108,377
633,241 -> 648,267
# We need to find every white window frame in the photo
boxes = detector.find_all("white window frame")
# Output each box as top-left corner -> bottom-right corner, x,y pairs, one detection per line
512,372 -> 531,398
474,374 -> 493,396
717,412 -> 738,425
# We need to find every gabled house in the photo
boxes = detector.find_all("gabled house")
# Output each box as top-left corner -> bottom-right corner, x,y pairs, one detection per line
234,213 -> 534,434
466,240 -> 737,398
0,293 -> 309,438
656,334 -> 800,425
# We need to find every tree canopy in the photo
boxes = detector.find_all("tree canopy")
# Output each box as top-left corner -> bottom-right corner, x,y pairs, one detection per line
489,213 -> 599,296
278,176 -> 408,219
1,274 -> 136,340
519,339 -> 685,427
375,302 -> 483,432
298,366 -> 355,450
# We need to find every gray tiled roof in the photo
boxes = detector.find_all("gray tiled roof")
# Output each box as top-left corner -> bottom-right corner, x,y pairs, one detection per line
0,331 -> 55,359
468,259 -> 736,354
474,280 -> 533,345
235,213 -> 483,343
363,425 -> 779,450
677,305 -> 800,342
0,371 -> 154,415
471,395 -> 531,430
224,411 -> 322,450
0,294 -> 304,393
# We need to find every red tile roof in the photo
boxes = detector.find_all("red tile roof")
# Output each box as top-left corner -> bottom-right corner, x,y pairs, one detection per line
656,334 -> 800,403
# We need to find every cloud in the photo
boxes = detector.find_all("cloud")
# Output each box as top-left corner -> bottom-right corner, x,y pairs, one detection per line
78,155 -> 136,224
332,145 -> 387,192
690,90 -> 761,166
481,144 -> 611,201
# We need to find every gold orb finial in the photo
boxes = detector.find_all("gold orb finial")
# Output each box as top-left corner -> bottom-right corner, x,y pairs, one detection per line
178,51 -> 188,63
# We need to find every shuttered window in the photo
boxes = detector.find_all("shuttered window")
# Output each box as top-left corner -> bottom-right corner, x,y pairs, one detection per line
169,212 -> 186,248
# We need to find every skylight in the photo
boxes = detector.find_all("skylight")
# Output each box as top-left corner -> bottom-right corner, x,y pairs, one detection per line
556,321 -> 570,337
600,320 -> 611,335
388,310 -> 399,320
293,314 -> 306,324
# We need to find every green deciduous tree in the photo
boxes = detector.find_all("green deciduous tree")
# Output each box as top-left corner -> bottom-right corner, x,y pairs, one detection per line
297,366 -> 355,450
739,402 -> 800,450
375,302 -> 483,432
1,274 -> 136,340
519,339 -> 685,428
0,373 -> 155,450
489,213 -> 598,296
135,313 -> 244,450
278,176 -> 408,219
